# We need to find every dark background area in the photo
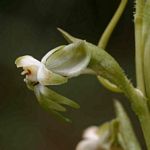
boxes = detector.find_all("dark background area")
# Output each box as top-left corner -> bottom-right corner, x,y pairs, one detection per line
0,0 -> 146,150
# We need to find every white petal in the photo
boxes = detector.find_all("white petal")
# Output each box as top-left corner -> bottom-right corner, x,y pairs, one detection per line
42,41 -> 91,77
37,65 -> 68,85
41,45 -> 65,64
76,139 -> 100,150
83,126 -> 99,140
21,70 -> 29,75
15,55 -> 42,68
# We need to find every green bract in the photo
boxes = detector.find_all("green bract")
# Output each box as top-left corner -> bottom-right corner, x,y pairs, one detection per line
57,28 -> 123,93
57,29 -> 132,96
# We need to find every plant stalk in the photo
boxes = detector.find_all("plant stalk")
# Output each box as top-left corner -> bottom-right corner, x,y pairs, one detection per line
134,0 -> 145,95
98,0 -> 127,49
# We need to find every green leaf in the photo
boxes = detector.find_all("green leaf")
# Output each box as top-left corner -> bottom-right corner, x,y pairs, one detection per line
114,100 -> 141,150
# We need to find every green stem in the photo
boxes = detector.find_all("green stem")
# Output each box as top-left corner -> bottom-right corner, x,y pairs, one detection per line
144,36 -> 150,100
98,0 -> 127,49
124,82 -> 150,150
134,0 -> 145,94
134,1 -> 150,148
93,64 -> 150,150
97,0 -> 128,92
143,1 -> 150,100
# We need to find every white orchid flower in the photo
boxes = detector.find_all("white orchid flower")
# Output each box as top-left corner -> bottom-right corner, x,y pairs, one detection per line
76,126 -> 111,150
15,42 -> 91,121
76,120 -> 126,150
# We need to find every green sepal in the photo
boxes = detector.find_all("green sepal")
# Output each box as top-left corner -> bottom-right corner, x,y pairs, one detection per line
50,110 -> 72,123
34,85 -> 67,112
43,41 -> 91,77
34,84 -> 80,122
57,28 -> 80,43
80,41 -> 131,97
39,85 -> 80,109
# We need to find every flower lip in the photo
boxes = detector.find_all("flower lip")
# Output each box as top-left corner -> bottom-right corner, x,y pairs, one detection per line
15,55 -> 43,83
83,126 -> 99,140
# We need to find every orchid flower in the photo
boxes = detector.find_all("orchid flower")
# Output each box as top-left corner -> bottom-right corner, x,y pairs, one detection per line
15,28 -> 148,128
15,27 -> 134,122
15,30 -> 138,122
76,101 -> 141,150
15,43 -> 92,121
76,126 -> 106,150
76,122 -> 122,150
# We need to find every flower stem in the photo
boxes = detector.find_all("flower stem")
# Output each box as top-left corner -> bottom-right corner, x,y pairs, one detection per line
134,0 -> 145,94
134,1 -> 150,148
143,1 -> 150,100
98,0 -> 127,49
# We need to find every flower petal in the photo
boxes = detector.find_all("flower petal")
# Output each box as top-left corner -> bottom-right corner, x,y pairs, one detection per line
34,85 -> 66,112
42,41 -> 91,77
83,126 -> 99,140
34,84 -> 79,122
37,65 -> 68,85
15,55 -> 41,68
38,84 -> 80,109
41,45 -> 65,64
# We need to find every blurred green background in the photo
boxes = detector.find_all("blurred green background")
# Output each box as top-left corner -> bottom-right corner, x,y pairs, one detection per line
0,0 -> 146,149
